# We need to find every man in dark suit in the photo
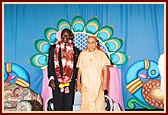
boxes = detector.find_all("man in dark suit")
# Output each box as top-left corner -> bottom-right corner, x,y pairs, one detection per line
48,28 -> 80,111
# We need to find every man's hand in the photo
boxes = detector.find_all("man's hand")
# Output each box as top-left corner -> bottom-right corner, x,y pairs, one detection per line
74,80 -> 77,92
49,79 -> 56,90
76,81 -> 82,92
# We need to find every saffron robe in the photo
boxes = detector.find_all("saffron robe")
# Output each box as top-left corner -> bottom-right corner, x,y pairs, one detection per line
77,49 -> 111,111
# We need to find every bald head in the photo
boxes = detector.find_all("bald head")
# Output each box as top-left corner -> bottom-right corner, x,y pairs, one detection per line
87,36 -> 98,52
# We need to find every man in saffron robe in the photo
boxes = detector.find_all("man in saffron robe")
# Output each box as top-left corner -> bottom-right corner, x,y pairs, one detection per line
48,28 -> 80,111
76,36 -> 111,111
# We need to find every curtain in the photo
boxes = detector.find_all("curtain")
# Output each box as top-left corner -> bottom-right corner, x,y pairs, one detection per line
4,3 -> 164,110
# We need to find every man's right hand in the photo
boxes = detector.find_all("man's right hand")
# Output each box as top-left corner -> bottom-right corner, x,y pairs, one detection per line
49,79 -> 56,90
76,81 -> 82,92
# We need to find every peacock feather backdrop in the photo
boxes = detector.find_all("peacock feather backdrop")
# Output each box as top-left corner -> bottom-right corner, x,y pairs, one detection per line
30,15 -> 129,69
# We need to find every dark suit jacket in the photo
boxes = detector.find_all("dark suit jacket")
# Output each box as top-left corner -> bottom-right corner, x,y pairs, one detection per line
48,44 -> 80,87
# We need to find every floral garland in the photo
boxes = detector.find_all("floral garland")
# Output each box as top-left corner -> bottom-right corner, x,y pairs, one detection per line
54,40 -> 74,93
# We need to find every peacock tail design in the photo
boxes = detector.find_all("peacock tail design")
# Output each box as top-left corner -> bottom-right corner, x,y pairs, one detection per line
29,15 -> 129,69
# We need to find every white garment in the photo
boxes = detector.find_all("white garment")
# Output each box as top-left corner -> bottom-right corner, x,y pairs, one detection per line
158,53 -> 165,95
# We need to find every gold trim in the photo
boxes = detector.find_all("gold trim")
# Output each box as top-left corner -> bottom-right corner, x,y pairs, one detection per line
126,78 -> 143,94
15,78 -> 30,87
144,60 -> 149,70
126,78 -> 141,89
130,83 -> 143,94
6,63 -> 12,73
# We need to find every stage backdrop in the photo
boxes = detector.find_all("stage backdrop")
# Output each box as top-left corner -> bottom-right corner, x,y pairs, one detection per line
4,3 -> 164,110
